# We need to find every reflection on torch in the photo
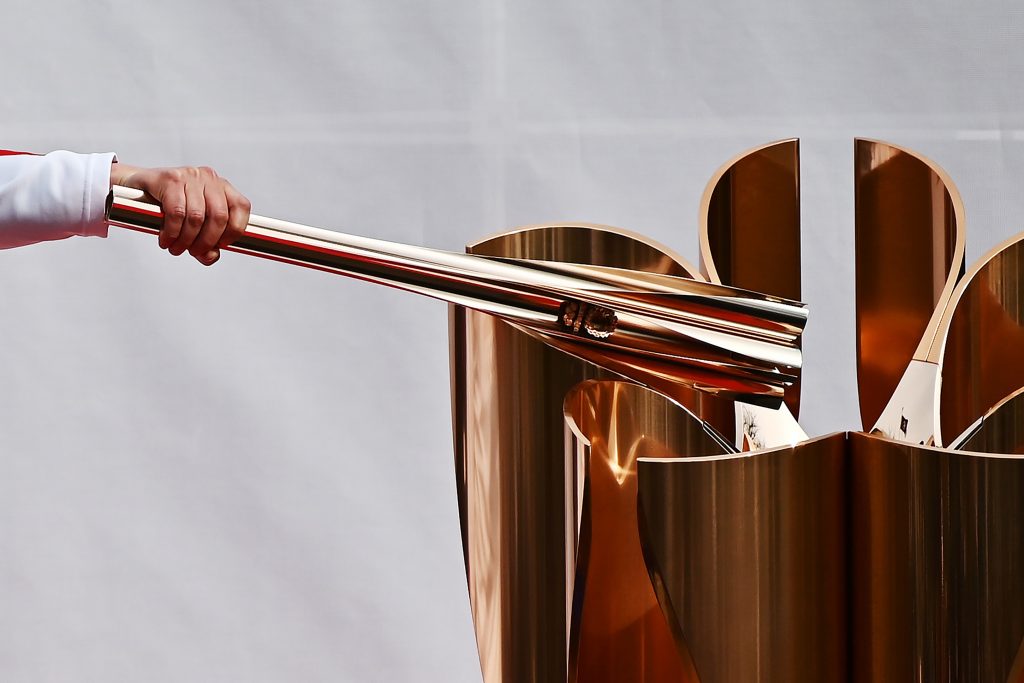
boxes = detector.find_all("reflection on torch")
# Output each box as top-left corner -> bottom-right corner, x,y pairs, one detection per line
107,186 -> 807,404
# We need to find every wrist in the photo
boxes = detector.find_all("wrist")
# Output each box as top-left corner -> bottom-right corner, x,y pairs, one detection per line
109,162 -> 141,188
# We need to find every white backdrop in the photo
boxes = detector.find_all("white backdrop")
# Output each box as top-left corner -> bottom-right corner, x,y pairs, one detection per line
3,1 -> 1024,681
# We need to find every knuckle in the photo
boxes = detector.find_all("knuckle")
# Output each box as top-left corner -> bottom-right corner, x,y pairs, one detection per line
167,205 -> 187,221
210,208 -> 229,225
199,165 -> 218,178
186,209 -> 205,227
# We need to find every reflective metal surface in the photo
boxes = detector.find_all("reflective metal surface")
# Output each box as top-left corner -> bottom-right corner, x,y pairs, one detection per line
849,431 -> 1024,682
638,432 -> 848,681
109,188 -> 806,403
936,231 -> 1024,447
952,386 -> 1024,453
102,139 -> 1024,679
450,225 -> 701,682
563,380 -> 724,683
699,138 -> 801,303
855,139 -> 966,433
699,138 -> 801,416
698,139 -> 807,447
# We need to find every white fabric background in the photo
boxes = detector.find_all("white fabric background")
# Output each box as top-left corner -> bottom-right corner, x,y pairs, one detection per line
2,1 -> 1024,681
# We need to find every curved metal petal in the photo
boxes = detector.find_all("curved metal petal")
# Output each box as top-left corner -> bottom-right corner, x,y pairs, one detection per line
949,386 -> 1024,453
699,139 -> 801,302
849,432 -> 1024,681
935,231 -> 1024,447
699,139 -> 801,411
698,139 -> 805,445
637,432 -> 848,681
563,380 -> 723,683
855,139 -> 966,432
450,224 -> 701,682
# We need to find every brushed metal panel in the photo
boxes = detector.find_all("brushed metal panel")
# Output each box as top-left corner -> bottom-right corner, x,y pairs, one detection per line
849,431 -> 1024,682
638,432 -> 848,681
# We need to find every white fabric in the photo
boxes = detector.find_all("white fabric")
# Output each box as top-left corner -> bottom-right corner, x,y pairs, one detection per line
0,150 -> 114,249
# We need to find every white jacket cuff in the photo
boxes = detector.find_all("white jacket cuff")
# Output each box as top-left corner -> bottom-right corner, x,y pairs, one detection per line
80,151 -> 117,238
0,150 -> 116,249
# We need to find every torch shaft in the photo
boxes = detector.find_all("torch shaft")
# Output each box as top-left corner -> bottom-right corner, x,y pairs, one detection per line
107,186 -> 807,401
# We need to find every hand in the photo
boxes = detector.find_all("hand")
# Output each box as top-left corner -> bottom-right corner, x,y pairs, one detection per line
109,163 -> 251,266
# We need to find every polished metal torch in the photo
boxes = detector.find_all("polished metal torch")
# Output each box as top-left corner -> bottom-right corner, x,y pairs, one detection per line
107,186 -> 807,404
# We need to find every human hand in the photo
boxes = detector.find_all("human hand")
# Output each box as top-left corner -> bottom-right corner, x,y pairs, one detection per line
109,163 -> 251,266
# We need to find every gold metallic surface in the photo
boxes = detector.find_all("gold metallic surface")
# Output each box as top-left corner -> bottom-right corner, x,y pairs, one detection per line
109,188 -> 806,402
699,139 -> 801,418
637,432 -> 848,682
849,431 -> 1024,682
954,387 -> 1024,453
699,139 -> 801,302
450,225 -> 701,682
563,380 -> 724,683
936,232 -> 1024,446
855,139 -> 966,431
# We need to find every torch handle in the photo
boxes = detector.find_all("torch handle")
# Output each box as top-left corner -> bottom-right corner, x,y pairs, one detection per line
106,186 -> 807,401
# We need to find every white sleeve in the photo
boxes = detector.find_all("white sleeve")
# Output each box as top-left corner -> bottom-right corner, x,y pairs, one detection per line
0,150 -> 116,250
